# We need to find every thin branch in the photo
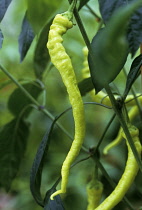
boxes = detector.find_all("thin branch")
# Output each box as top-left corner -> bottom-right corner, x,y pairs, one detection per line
95,113 -> 116,151
105,84 -> 142,172
86,4 -> 101,22
0,63 -> 73,142
123,67 -> 142,120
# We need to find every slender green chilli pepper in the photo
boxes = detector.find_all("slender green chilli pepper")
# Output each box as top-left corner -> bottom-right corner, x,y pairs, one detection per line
103,127 -> 123,155
86,180 -> 103,210
103,106 -> 139,154
82,46 -> 90,79
47,12 -> 85,200
95,125 -> 141,210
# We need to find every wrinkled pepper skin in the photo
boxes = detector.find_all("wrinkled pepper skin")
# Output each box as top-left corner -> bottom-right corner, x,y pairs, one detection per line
47,13 -> 85,200
95,125 -> 141,210
86,180 -> 103,210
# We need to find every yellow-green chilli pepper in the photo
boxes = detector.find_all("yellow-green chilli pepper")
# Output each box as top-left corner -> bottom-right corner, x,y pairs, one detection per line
96,125 -> 141,210
82,46 -> 91,79
103,106 -> 139,154
86,180 -> 103,210
47,12 -> 85,200
103,127 -> 123,155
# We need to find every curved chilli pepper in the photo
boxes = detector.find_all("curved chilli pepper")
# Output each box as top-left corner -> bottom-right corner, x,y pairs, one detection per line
47,13 -> 85,200
103,127 -> 123,155
95,125 -> 141,210
86,180 -> 103,210
103,106 -> 139,154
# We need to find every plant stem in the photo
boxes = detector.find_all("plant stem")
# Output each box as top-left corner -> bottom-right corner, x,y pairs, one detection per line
0,64 -> 73,142
105,84 -> 142,172
73,8 -> 94,59
123,67 -> 142,120
86,4 -> 101,21
0,64 -> 40,107
95,113 -> 116,151
131,88 -> 142,115
71,155 -> 91,168
68,0 -> 77,13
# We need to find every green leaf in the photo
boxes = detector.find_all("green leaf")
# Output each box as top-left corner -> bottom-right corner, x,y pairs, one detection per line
27,0 -> 63,34
0,118 -> 29,190
0,0 -> 12,22
7,81 -> 43,117
30,109 -> 70,206
78,77 -> 94,96
98,0 -> 142,57
18,11 -> 35,62
33,19 -> 53,79
88,0 -> 142,93
123,54 -> 142,100
0,28 -> 3,48
30,127 -> 52,207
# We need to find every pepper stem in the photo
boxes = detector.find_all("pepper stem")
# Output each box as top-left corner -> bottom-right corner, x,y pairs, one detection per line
68,0 -> 77,13
62,0 -> 77,20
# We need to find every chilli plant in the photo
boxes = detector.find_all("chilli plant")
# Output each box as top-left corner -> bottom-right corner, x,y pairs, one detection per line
0,0 -> 142,210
